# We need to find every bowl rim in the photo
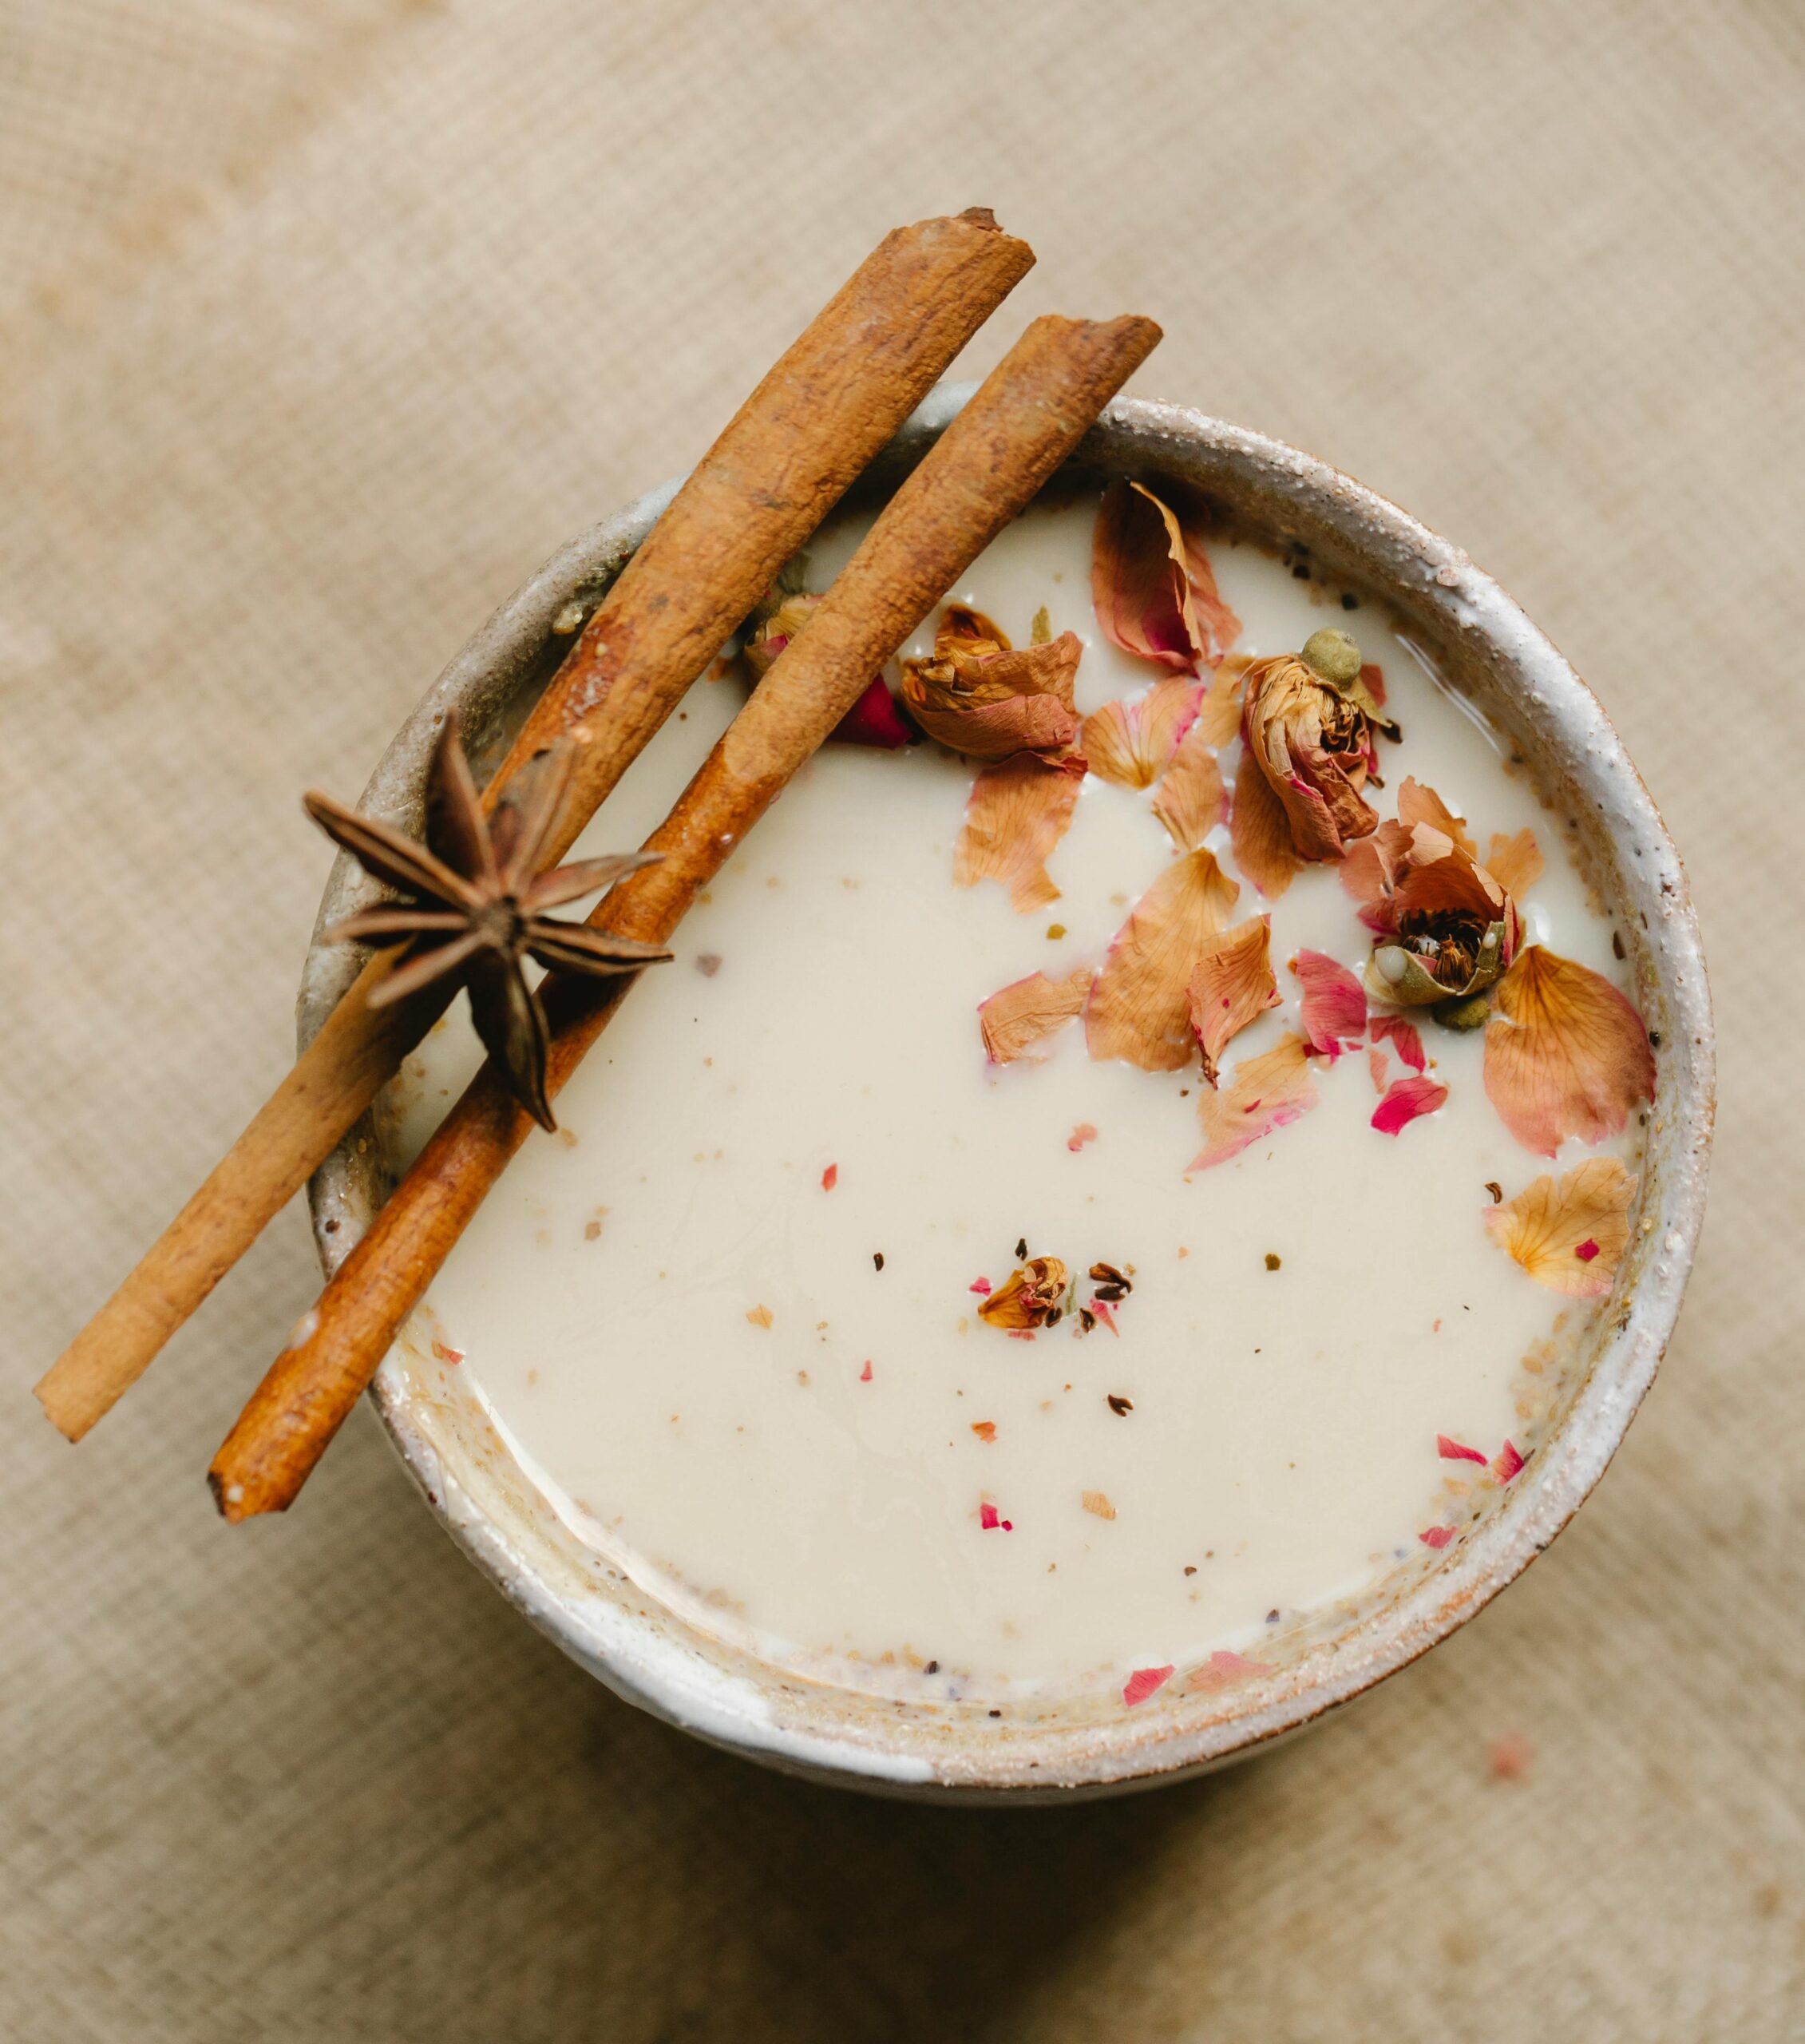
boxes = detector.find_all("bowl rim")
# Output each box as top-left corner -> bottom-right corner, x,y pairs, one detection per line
300,386 -> 1714,1800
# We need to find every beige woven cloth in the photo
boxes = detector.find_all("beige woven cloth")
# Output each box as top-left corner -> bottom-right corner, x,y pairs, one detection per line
2,2 -> 1796,2036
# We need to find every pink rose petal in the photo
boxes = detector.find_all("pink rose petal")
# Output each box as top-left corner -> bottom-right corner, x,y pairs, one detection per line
1371,1014 -> 1427,1072
1437,1434 -> 1488,1465
1419,1525 -> 1456,1549
1122,1665 -> 1175,1707
1067,1122 -> 1099,1152
979,1502 -> 1014,1531
821,1163 -> 838,1190
1372,1075 -> 1450,1135
1292,949 -> 1368,1057
1186,1649 -> 1274,1693
1492,1440 -> 1525,1483
859,1361 -> 873,1383
969,1276 -> 993,1295
1574,1238 -> 1600,1262
432,1341 -> 464,1365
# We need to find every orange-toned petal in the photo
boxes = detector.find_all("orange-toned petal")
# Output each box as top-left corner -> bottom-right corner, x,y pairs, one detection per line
1189,1032 -> 1318,1171
1485,827 -> 1546,900
1194,655 -> 1249,746
1397,777 -> 1477,860
978,1256 -> 1069,1329
1152,722 -> 1229,852
1484,1157 -> 1636,1297
1484,946 -> 1656,1155
1091,481 -> 1241,675
1229,745 -> 1303,898
1187,915 -> 1278,1083
954,756 -> 1085,914
1081,676 -> 1201,789
1292,949 -> 1367,1057
1086,848 -> 1241,1071
978,965 -> 1095,1065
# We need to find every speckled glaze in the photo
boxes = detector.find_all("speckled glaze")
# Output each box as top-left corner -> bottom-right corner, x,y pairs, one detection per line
300,390 -> 1713,1801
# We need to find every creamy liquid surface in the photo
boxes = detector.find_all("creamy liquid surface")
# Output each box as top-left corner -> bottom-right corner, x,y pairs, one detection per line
386,493 -> 1640,1700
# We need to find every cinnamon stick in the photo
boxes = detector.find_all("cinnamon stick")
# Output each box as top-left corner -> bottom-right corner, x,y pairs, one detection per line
209,310 -> 1162,1521
36,208 -> 1032,1443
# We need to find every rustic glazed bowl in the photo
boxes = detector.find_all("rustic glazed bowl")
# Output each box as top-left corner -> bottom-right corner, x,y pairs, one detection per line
301,388 -> 1713,1802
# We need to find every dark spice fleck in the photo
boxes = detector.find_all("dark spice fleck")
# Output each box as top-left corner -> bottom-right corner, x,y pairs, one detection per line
1265,1609 -> 1280,1624
1106,1394 -> 1134,1416
1612,930 -> 1626,961
1291,563 -> 1310,580
924,1659 -> 939,1674
988,1709 -> 1002,1719
1183,1565 -> 1197,1576
323,1218 -> 339,1234
1485,1181 -> 1503,1204
1015,1237 -> 1028,1261
695,953 -> 722,977
1079,1308 -> 1097,1333
1341,592 -> 1359,611
1093,1284 -> 1126,1303
1649,1031 -> 1662,1048
1264,1252 -> 1281,1271
873,1252 -> 885,1272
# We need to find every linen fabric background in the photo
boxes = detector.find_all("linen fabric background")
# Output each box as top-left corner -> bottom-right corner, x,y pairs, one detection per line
2,2 -> 1797,2038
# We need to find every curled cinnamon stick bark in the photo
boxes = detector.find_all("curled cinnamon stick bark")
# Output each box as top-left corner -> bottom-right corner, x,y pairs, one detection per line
209,310 -> 1162,1521
36,208 -> 1031,1443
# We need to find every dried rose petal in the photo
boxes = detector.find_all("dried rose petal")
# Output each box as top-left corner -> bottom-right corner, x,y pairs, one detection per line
1081,676 -> 1201,789
1151,722 -> 1229,853
1437,1434 -> 1488,1465
901,605 -> 1083,763
1085,849 -> 1240,1071
955,755 -> 1085,913
1185,1649 -> 1273,1693
979,1501 -> 1014,1531
1091,481 -> 1240,675
1484,1157 -> 1637,1297
969,1276 -> 993,1294
1368,1045 -> 1389,1093
1229,744 -> 1304,898
1292,949 -> 1368,1058
1187,915 -> 1278,1083
972,1420 -> 997,1443
1372,1074 -> 1450,1134
1371,1013 -> 1427,1072
1067,1123 -> 1099,1152
1483,947 -> 1656,1154
1483,827 -> 1545,900
978,965 -> 1094,1065
979,1256 -> 1069,1329
859,1361 -> 873,1382
821,1163 -> 838,1190
1189,1032 -> 1318,1171
432,1340 -> 464,1365
1419,1526 -> 1456,1550
1397,775 -> 1477,860
1493,1440 -> 1526,1483
832,676 -> 912,750
1122,1665 -> 1176,1707
1081,1489 -> 1117,1519
1194,656 -> 1250,747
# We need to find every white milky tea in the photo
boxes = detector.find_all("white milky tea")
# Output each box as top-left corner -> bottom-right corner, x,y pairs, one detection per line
384,487 -> 1647,1708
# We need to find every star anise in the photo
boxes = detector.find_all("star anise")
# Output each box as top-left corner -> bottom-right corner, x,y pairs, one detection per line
306,710 -> 670,1130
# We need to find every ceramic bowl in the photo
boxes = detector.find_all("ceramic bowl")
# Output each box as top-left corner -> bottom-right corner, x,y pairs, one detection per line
300,387 -> 1713,1801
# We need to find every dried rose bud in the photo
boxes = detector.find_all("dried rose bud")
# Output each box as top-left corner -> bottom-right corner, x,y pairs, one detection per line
1344,782 -> 1525,1009
1238,629 -> 1398,865
977,1256 -> 1069,1330
901,604 -> 1083,763
742,590 -> 821,679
